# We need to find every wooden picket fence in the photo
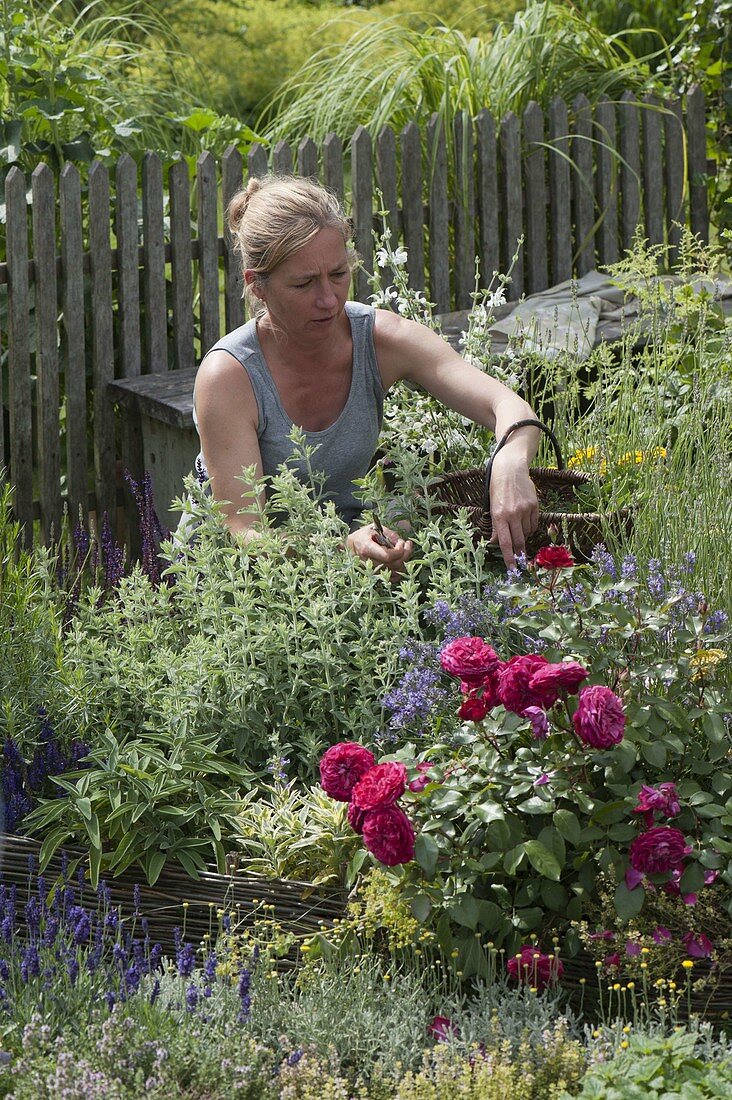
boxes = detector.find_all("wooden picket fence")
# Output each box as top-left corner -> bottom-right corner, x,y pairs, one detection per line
0,88 -> 711,548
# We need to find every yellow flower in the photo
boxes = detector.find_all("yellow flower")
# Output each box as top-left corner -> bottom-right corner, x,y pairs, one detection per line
690,648 -> 727,681
616,446 -> 667,468
567,446 -> 607,477
682,959 -> 694,970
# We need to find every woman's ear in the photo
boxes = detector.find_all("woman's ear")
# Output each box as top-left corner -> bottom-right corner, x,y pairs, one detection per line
244,270 -> 263,299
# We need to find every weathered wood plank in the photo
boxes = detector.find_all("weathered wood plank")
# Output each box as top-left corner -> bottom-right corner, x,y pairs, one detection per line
427,114 -> 450,312
618,91 -> 642,251
60,163 -> 88,528
297,137 -> 318,179
375,125 -> 399,245
272,140 -> 293,176
500,111 -> 524,300
642,93 -> 664,247
5,168 -> 33,543
88,161 -> 117,527
169,160 -> 195,372
572,94 -> 595,276
31,165 -> 61,543
222,145 -> 245,331
115,155 -> 141,380
595,96 -> 618,266
351,126 -> 373,302
453,111 -> 475,309
247,144 -> 269,180
323,133 -> 344,202
664,97 -> 685,265
142,152 -> 168,372
686,84 -> 709,244
476,108 -> 500,287
196,151 -> 220,356
114,154 -> 143,555
548,96 -> 572,284
401,121 -> 424,294
523,101 -> 548,294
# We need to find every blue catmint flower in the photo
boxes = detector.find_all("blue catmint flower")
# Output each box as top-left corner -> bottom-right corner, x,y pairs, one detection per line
149,978 -> 161,1006
681,551 -> 697,573
185,983 -> 199,1012
704,609 -> 729,635
66,953 -> 79,985
237,967 -> 251,1022
287,1050 -> 303,1066
647,558 -> 665,600
69,906 -> 91,946
42,915 -> 59,948
105,990 -> 116,1012
203,951 -> 217,983
24,896 -> 42,936
620,554 -> 638,580
591,543 -> 617,580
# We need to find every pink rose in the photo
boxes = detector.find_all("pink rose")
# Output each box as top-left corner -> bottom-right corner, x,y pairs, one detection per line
682,931 -> 714,958
497,654 -> 549,715
653,926 -> 673,944
603,952 -> 621,969
534,545 -> 575,569
351,761 -> 407,813
440,637 -> 500,685
429,1015 -> 459,1041
409,762 -> 434,793
572,685 -> 626,748
506,945 -> 564,990
633,783 -> 681,827
628,826 -> 692,875
347,800 -> 367,834
319,741 -> 375,802
529,660 -> 589,707
362,804 -> 415,866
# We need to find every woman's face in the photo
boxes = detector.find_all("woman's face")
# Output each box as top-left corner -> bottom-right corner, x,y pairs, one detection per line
250,226 -> 351,342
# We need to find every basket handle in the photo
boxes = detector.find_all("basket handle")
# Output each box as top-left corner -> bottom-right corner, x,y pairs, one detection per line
482,419 -> 564,511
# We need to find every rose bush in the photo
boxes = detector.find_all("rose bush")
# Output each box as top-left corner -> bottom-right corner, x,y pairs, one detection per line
366,547 -> 732,978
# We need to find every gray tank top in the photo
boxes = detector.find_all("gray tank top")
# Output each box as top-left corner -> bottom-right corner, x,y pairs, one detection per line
193,301 -> 384,527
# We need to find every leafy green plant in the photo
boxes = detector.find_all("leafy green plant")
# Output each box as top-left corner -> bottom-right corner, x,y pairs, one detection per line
564,1029 -> 732,1099
332,548 -> 732,976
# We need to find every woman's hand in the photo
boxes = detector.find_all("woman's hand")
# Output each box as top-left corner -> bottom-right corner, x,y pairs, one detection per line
488,449 -> 539,567
346,522 -> 414,579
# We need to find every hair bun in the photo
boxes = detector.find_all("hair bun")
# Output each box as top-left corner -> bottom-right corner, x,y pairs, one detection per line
228,177 -> 263,233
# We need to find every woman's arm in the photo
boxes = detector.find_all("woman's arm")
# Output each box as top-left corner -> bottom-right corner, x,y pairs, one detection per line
193,350 -> 266,540
373,310 -> 541,565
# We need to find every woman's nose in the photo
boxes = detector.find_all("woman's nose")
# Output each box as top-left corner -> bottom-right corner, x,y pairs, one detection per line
315,278 -> 337,306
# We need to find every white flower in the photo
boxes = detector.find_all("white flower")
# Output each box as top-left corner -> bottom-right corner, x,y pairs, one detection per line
375,248 -> 390,268
485,287 -> 507,309
392,247 -> 408,266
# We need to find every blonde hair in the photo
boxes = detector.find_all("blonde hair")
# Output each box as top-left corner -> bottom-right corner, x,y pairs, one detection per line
227,175 -> 357,316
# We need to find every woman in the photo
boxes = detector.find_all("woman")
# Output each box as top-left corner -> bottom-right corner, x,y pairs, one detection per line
193,175 -> 540,569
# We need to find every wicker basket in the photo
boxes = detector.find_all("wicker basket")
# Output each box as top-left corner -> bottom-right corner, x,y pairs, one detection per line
429,419 -> 628,560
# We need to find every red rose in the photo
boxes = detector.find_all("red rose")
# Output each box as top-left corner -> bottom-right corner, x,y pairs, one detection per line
572,685 -> 625,748
351,761 -> 407,812
528,660 -> 589,707
534,545 -> 575,569
362,804 -> 415,866
496,654 -> 549,715
319,742 -> 375,802
440,637 -> 500,684
506,945 -> 564,990
682,931 -> 714,958
628,826 -> 692,875
347,800 -> 367,834
458,695 -> 490,722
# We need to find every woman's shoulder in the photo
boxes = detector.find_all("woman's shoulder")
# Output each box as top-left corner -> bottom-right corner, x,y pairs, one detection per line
204,317 -> 259,363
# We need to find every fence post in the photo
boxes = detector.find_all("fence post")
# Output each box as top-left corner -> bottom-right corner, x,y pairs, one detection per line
618,91 -> 642,252
572,94 -> 595,276
351,126 -> 373,302
453,111 -> 476,309
5,167 -> 33,545
88,161 -> 117,529
323,133 -> 344,203
548,96 -> 572,285
427,114 -> 450,312
500,111 -> 524,300
523,101 -> 548,294
222,145 -> 245,332
401,121 -> 424,294
686,85 -> 709,244
169,160 -> 195,372
142,153 -> 168,373
595,96 -> 619,267
642,93 -> 664,247
197,151 -> 221,356
32,164 -> 61,544
475,108 -> 500,291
